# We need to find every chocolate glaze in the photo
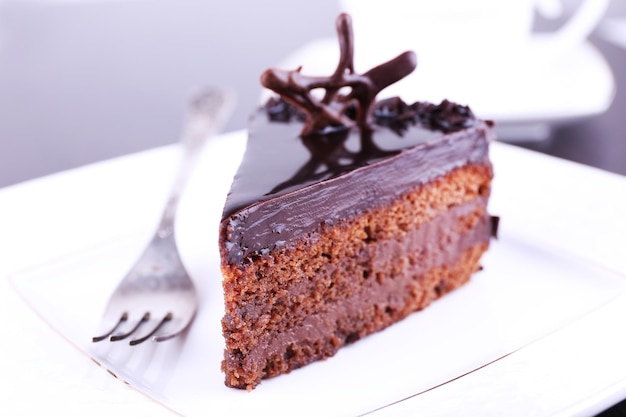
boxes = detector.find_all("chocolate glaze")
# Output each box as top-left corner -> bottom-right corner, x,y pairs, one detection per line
223,97 -> 479,218
220,99 -> 494,264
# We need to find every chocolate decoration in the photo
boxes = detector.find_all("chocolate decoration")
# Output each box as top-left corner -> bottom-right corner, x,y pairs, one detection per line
260,13 -> 417,136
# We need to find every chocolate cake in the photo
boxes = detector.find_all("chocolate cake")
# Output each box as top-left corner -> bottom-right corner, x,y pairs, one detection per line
219,13 -> 497,390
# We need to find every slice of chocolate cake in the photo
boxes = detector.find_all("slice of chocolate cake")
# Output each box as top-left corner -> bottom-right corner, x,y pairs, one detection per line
219,13 -> 497,390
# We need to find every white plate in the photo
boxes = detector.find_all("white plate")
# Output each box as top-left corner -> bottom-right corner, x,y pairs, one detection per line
9,132 -> 626,416
270,37 -> 616,141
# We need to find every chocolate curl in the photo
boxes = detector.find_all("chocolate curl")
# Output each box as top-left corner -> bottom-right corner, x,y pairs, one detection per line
260,13 -> 417,136
260,69 -> 353,135
322,13 -> 355,105
347,51 -> 416,127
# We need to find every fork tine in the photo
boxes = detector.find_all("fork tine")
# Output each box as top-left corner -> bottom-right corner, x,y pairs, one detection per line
110,312 -> 150,342
92,312 -> 129,342
129,312 -> 173,346
152,330 -> 181,343
153,310 -> 196,342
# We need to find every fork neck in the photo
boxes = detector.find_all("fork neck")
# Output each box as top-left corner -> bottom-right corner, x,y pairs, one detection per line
156,147 -> 198,238
157,194 -> 179,238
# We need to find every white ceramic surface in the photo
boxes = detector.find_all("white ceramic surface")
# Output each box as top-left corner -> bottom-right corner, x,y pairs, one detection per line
269,37 -> 615,141
338,0 -> 609,70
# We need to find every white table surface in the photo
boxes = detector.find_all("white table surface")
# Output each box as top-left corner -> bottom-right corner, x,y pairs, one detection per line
2,130 -> 626,416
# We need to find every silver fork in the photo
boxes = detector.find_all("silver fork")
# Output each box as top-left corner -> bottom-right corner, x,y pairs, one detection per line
92,88 -> 233,345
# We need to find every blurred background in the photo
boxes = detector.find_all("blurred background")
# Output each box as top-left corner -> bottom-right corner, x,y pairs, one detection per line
0,0 -> 625,189
0,1 -> 625,415
0,0 -> 625,188
0,0 -> 339,187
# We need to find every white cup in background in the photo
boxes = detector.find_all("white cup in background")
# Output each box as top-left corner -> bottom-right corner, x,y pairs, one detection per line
339,0 -> 609,74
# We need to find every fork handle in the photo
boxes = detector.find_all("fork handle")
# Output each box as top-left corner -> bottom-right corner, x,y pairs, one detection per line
157,88 -> 234,237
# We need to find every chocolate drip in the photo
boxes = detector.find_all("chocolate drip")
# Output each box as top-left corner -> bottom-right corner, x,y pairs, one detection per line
260,13 -> 417,136
490,215 -> 500,239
